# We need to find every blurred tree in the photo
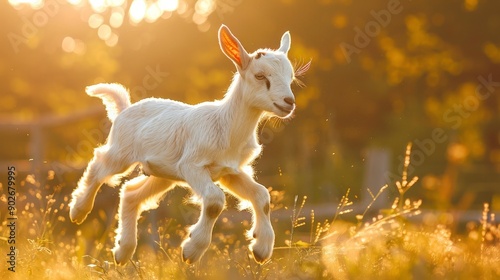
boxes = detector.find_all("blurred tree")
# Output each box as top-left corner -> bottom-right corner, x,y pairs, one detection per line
1,0 -> 500,209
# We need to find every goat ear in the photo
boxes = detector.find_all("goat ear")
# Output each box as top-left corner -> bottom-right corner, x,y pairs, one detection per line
278,31 -> 291,54
219,25 -> 251,70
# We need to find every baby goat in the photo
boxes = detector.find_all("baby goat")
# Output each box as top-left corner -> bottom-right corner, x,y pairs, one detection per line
69,25 -> 310,265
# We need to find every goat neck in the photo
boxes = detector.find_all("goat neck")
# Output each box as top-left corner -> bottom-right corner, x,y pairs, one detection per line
219,73 -> 263,145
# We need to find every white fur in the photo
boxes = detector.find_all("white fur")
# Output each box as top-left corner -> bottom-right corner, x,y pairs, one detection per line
69,25 -> 306,265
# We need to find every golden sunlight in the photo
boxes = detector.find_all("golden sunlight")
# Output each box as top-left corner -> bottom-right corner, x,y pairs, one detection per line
88,0 -> 105,12
7,0 -> 216,40
61,36 -> 86,54
145,2 -> 162,23
7,0 -> 195,49
67,0 -> 83,5
127,0 -> 181,24
109,9 -> 125,28
88,13 -> 104,29
158,0 -> 179,12
464,0 -> 478,11
129,0 -> 147,24
61,36 -> 75,53
8,0 -> 44,9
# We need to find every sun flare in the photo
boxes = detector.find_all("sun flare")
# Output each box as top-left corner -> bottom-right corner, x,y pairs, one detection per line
8,0 -> 213,30
8,0 -> 215,50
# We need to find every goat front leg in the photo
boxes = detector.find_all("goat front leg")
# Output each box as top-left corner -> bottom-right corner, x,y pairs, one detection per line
113,175 -> 174,265
220,172 -> 274,263
69,146 -> 129,224
180,167 -> 226,264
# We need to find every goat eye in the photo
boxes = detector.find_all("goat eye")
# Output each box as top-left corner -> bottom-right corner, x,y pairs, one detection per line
255,74 -> 266,80
255,73 -> 270,89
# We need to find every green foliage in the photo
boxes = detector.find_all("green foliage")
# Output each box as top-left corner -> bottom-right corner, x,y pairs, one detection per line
2,0 -> 500,206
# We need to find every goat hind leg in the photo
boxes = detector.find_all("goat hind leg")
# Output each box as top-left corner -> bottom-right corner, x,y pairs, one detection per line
113,175 -> 173,265
180,168 -> 226,264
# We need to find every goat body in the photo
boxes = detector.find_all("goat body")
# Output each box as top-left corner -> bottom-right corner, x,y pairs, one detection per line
69,25 -> 310,265
113,88 -> 262,182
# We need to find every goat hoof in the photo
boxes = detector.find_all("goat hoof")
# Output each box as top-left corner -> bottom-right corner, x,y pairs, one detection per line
181,252 -> 193,264
113,242 -> 136,266
69,206 -> 89,225
181,248 -> 199,264
181,237 -> 209,264
251,250 -> 268,264
181,248 -> 205,264
249,230 -> 274,264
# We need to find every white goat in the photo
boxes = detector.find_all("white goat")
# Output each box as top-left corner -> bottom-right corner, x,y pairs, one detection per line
69,25 -> 310,265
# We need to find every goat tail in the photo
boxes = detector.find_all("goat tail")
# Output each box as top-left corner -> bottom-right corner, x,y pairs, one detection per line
86,83 -> 132,122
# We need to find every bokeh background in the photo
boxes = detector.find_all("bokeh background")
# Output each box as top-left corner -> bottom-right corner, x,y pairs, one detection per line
1,0 -> 500,226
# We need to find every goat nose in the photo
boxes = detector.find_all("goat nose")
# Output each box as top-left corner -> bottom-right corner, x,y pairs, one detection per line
284,97 -> 295,106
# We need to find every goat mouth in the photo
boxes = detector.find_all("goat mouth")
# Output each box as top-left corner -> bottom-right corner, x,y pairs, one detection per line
273,103 -> 294,115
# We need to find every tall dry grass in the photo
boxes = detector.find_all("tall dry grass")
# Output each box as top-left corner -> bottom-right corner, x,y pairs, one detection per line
1,143 -> 499,279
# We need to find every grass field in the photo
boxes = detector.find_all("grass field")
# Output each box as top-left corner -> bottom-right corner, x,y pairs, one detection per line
2,144 -> 500,279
